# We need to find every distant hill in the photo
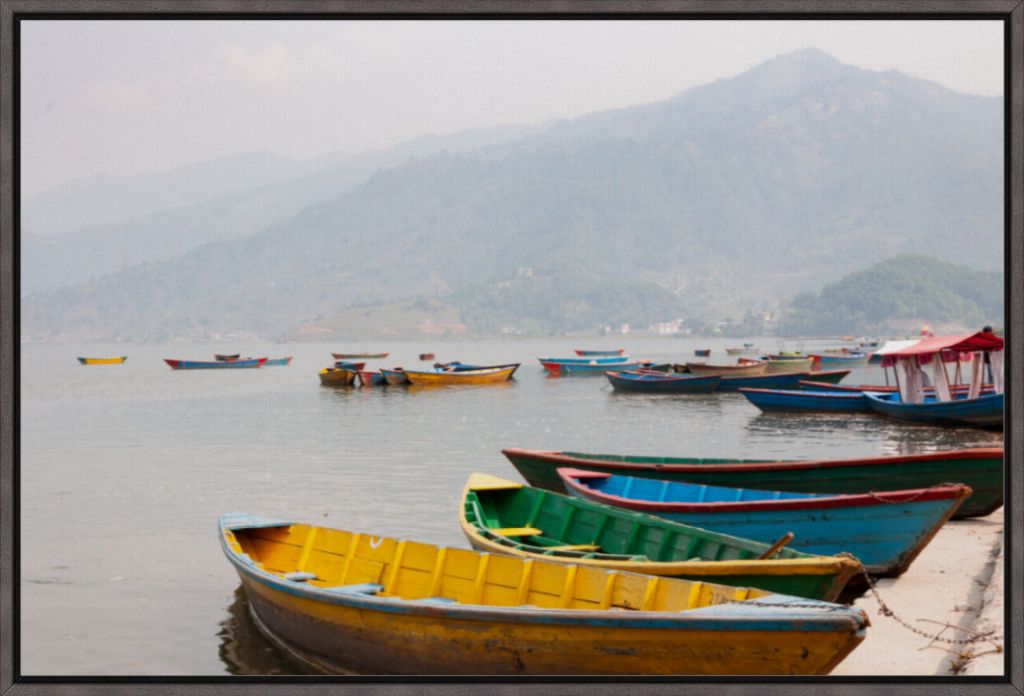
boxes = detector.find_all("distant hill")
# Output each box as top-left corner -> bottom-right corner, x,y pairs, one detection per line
778,254 -> 1004,335
22,48 -> 1004,341
20,123 -> 548,294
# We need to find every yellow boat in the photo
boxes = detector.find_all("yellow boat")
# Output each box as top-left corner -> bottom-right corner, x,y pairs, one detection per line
318,367 -> 357,386
77,356 -> 127,365
764,357 -> 814,374
220,514 -> 868,675
685,360 -> 767,377
403,364 -> 518,385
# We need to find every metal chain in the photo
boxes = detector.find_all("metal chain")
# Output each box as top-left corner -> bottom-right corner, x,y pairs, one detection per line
863,482 -> 963,505
726,552 -> 1000,647
838,552 -> 999,647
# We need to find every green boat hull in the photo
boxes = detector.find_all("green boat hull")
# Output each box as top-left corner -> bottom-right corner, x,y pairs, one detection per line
502,448 -> 1003,519
462,476 -> 859,601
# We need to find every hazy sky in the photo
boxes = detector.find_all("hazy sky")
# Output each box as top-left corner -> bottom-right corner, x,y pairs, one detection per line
21,19 -> 1003,196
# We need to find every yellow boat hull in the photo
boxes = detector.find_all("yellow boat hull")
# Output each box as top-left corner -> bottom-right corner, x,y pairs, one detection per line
765,358 -> 814,374
77,356 -> 127,365
239,573 -> 863,675
404,366 -> 516,385
318,368 -> 356,386
221,515 -> 867,676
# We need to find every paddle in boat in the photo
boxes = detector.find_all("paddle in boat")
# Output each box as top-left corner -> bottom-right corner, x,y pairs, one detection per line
331,352 -> 390,360
739,387 -> 875,414
574,348 -> 626,356
165,357 -> 266,369
557,468 -> 970,577
460,474 -> 861,601
604,370 -> 721,394
77,356 -> 127,365
501,446 -> 1002,518
864,330 -> 1004,429
220,513 -> 867,675
403,364 -> 519,385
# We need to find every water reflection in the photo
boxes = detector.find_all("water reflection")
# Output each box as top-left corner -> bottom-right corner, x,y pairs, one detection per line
217,586 -> 304,675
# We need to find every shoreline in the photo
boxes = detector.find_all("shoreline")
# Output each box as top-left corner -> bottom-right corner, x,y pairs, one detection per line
832,507 -> 1004,676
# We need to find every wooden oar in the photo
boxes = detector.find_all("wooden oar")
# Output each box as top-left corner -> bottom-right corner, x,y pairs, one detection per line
758,532 -> 794,560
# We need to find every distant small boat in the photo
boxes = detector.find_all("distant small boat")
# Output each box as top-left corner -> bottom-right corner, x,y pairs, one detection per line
418,353 -> 435,360
165,358 -> 265,369
809,352 -> 869,368
214,353 -> 241,362
77,356 -> 127,365
318,367 -> 357,386
694,349 -> 711,357
538,356 -> 641,377
356,369 -> 386,386
262,357 -> 293,367
725,343 -> 758,356
557,468 -> 970,577
332,352 -> 389,360
864,391 -> 1003,429
574,348 -> 626,356
763,356 -> 814,374
404,365 -> 519,385
220,513 -> 869,675
684,361 -> 767,377
605,370 -> 721,394
380,367 -> 411,386
739,388 -> 874,414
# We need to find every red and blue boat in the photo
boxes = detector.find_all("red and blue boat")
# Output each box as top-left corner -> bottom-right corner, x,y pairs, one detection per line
539,356 -> 644,377
694,349 -> 711,357
605,370 -> 721,394
739,387 -> 874,413
165,357 -> 266,369
557,468 -> 971,577
380,368 -> 411,386
809,351 -> 869,369
574,348 -> 625,356
866,330 -> 1004,429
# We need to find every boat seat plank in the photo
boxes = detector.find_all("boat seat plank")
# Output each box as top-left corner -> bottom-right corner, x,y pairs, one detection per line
323,582 -> 384,595
283,571 -> 317,582
493,527 -> 544,537
544,544 -> 600,551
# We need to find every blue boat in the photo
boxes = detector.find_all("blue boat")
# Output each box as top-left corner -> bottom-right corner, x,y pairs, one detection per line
558,468 -> 971,577
574,348 -> 625,356
165,358 -> 265,369
435,361 -> 520,374
739,388 -> 873,413
539,355 -> 631,365
809,352 -> 869,368
864,391 -> 1003,429
605,370 -> 721,394
262,357 -> 293,367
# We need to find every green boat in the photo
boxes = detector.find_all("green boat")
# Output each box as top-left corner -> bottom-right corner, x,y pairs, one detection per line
501,448 -> 1003,519
460,474 -> 861,602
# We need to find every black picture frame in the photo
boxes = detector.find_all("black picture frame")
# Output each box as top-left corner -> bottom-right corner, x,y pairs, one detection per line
1,2 -> 1021,694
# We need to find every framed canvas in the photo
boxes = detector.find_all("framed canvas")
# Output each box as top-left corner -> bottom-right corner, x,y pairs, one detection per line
1,1 -> 1021,695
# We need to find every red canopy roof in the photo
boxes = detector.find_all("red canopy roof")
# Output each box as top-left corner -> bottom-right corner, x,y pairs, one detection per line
880,331 -> 1003,367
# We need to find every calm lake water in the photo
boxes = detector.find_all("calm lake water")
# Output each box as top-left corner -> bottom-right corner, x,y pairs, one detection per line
19,338 -> 1003,675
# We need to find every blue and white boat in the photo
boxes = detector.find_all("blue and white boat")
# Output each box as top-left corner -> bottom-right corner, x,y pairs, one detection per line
739,388 -> 873,413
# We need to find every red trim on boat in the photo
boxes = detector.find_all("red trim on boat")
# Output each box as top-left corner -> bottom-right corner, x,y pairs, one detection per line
501,447 -> 1003,475
556,467 -> 971,513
